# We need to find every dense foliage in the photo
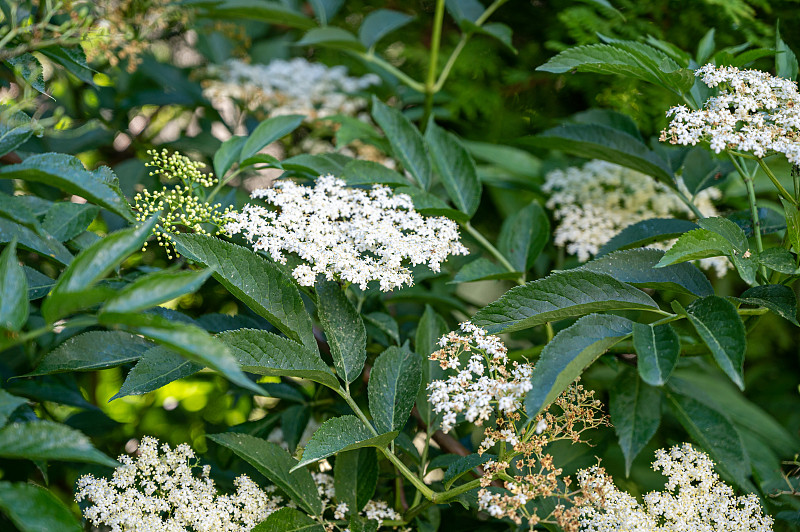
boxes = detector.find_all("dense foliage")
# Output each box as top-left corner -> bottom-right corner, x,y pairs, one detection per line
1,0 -> 800,530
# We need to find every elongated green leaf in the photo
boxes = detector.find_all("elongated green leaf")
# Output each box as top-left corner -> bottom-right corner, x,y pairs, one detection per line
209,433 -> 323,515
111,346 -> 201,400
633,322 -> 680,386
577,248 -> 713,297
28,331 -> 152,376
776,24 -> 798,81
0,154 -> 132,220
0,482 -> 81,532
359,9 -> 415,47
205,0 -> 316,29
0,421 -> 117,466
0,191 -> 39,230
292,416 -> 397,471
281,405 -> 310,454
472,271 -> 657,334
342,159 -> 409,187
0,390 -> 26,427
656,228 -> 732,267
598,219 -> 699,257
298,27 -> 366,51
213,135 -> 247,177
0,218 -> 72,265
525,314 -> 634,416
452,257 -> 519,283
253,508 -> 325,532
219,329 -> 339,389
415,306 -> 448,426
665,389 -> 751,489
172,234 -> 316,350
610,369 -> 662,476
498,201 -> 549,272
334,448 -> 378,512
42,217 -> 158,322
102,269 -> 211,314
368,346 -> 422,433
395,186 -> 468,222
735,284 -> 799,325
425,120 -> 481,216
0,112 -> 33,157
685,296 -> 746,390
0,241 -> 28,331
99,312 -> 263,395
316,280 -> 367,384
240,115 -> 305,162
697,217 -> 748,252
443,453 -> 495,488
523,124 -> 674,184
783,197 -> 800,253
371,97 -> 431,190
42,202 -> 99,242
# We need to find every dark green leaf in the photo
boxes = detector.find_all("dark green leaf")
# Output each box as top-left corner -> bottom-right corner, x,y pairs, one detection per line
24,266 -> 54,300
204,0 -> 316,29
219,328 -> 339,389
28,331 -> 152,376
443,453 -> 494,488
102,269 -> 211,313
685,296 -> 746,390
341,160 -> 409,187
252,508 -> 324,532
213,135 -> 247,177
498,201 -> 549,272
415,306 -> 448,426
358,9 -> 415,48
597,218 -> 698,256
394,186 -> 468,222
209,433 -> 324,515
0,390 -> 26,427
633,322 -> 680,386
570,108 -> 644,140
334,448 -> 378,512
363,312 -> 400,345
0,421 -> 117,467
316,280 -> 367,384
610,369 -> 662,476
697,217 -> 748,252
0,241 -> 28,331
42,202 -> 99,242
240,153 -> 283,169
0,191 -> 39,230
240,115 -> 305,162
472,271 -> 657,334
292,416 -> 397,470
281,154 -> 343,177
368,346 -> 422,433
445,0 -> 483,24
680,147 -> 731,194
371,97 -> 432,190
172,234 -> 316,350
111,346 -> 201,400
758,248 -> 796,274
776,23 -> 798,81
464,21 -> 515,53
0,481 -> 81,532
782,197 -> 800,253
525,314 -> 633,416
425,120 -> 481,216
0,112 -> 33,157
0,218 -> 72,265
282,405 -> 310,453
297,27 -> 366,52
736,284 -> 799,325
696,28 -> 716,64
452,258 -> 519,283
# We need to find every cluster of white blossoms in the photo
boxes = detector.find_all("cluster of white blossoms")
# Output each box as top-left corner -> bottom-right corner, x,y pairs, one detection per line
427,321 -> 533,451
224,175 -> 468,291
309,471 -> 401,528
543,160 -> 730,276
661,64 -> 800,162
203,58 -> 381,119
74,437 -> 283,532
577,443 -> 774,532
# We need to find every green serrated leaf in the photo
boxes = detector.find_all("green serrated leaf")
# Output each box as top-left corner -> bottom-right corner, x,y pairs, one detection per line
443,453 -> 495,488
316,280 -> 367,384
172,234 -> 316,350
28,331 -> 152,376
292,416 -> 397,471
368,346 -> 421,433
415,306 -> 448,427
697,217 -> 748,252
633,322 -> 680,386
0,390 -> 27,428
452,258 -> 519,283
253,508 -> 325,531
0,218 -> 72,265
498,201 -> 549,272
685,296 -> 746,390
0,420 -> 117,467
782,197 -> 800,253
758,247 -> 796,274
219,328 -> 339,389
240,115 -> 305,162
111,346 -> 201,400
656,228 -> 732,267
0,241 -> 28,331
735,284 -> 799,325
371,97 -> 431,190
282,405 -> 310,454
526,314 -> 634,416
42,202 -> 99,242
341,159 -> 409,187
425,120 -> 481,216
0,112 -> 33,158
776,23 -> 798,81
209,433 -> 324,515
472,271 -> 657,334
610,369 -> 661,476
0,481 -> 81,532
598,218 -> 699,257
334,448 -> 378,512
102,269 -> 211,314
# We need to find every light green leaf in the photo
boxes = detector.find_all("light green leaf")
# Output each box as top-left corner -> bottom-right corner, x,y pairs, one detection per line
697,217 -> 748,252
577,248 -> 713,297
111,346 -> 201,400
0,153 -> 132,220
252,508 -> 324,532
209,433 -> 324,515
316,280 -> 367,384
292,416 -> 397,471
610,368 -> 662,476
0,420 -> 117,467
776,23 -> 798,81
297,27 -> 366,52
368,346 -> 422,433
371,97 -> 431,190
443,453 -> 494,488
341,160 -> 410,187
213,135 -> 247,177
425,120 -> 481,216
102,269 -> 211,314
472,271 -> 657,334
633,322 -> 680,386
525,314 -> 633,416
735,284 -> 799,326
597,218 -> 698,256
498,201 -> 549,272
358,9 -> 415,48
28,331 -> 152,376
334,448 -> 378,512
0,241 -> 28,331
42,202 -> 99,242
452,258 -> 519,283
696,27 -> 716,64
656,228 -> 733,267
240,115 -> 305,162
0,481 -> 81,532
172,234 -> 316,350
219,328 -> 339,389
685,296 -> 746,390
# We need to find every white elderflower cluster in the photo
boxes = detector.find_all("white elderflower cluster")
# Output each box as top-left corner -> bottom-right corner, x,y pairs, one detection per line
310,471 -> 400,527
203,58 -> 380,119
225,175 -> 468,291
577,443 -> 774,532
427,321 -> 532,451
661,64 -> 800,162
543,160 -> 729,276
74,436 -> 283,532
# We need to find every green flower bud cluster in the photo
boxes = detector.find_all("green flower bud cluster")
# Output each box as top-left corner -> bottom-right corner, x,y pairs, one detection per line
133,149 -> 234,259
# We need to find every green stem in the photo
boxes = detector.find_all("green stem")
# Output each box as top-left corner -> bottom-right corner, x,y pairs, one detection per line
422,0 -> 447,128
757,158 -> 799,207
206,167 -> 245,203
461,221 -> 523,285
1,316 -> 98,352
353,51 -> 426,93
673,186 -> 705,220
728,152 -> 766,280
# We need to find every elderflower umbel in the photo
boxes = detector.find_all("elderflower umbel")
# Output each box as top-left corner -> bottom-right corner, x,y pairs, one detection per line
543,159 -> 729,276
661,64 -> 800,163
134,149 -> 234,259
203,58 -> 380,120
309,471 -> 400,528
74,436 -> 283,532
224,175 -> 468,290
577,443 -> 774,532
